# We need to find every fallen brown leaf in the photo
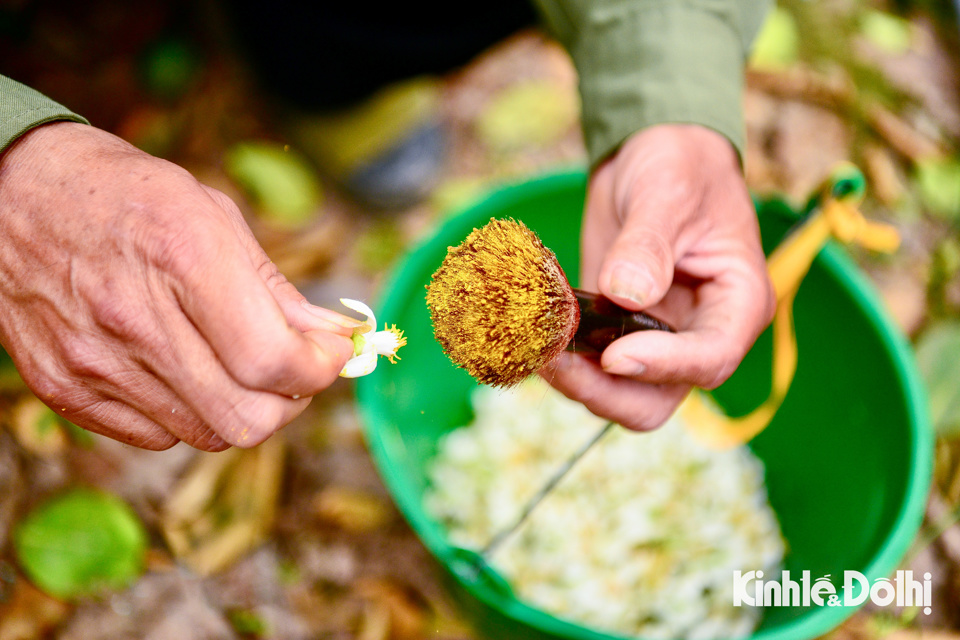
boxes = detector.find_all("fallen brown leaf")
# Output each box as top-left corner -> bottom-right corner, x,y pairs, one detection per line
0,578 -> 70,640
6,396 -> 67,457
357,599 -> 392,640
355,578 -> 428,640
314,486 -> 392,533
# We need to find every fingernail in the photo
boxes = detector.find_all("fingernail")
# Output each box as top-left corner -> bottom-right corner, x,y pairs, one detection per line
301,300 -> 362,329
603,355 -> 646,377
609,264 -> 651,307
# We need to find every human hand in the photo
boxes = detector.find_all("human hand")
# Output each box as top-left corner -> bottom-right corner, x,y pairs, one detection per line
0,122 -> 356,451
544,124 -> 775,431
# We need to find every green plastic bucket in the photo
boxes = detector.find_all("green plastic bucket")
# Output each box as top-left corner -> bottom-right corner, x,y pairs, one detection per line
355,170 -> 934,640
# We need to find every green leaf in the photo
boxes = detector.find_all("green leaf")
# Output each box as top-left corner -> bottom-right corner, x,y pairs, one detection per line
0,345 -> 24,390
63,420 -> 96,449
140,38 -> 201,100
749,7 -> 799,71
224,141 -> 323,227
276,559 -> 301,585
34,406 -> 60,437
915,321 -> 960,437
937,237 -> 960,277
429,177 -> 488,216
476,81 -> 578,152
353,217 -> 406,274
228,609 -> 268,636
14,489 -> 148,599
915,157 -> 960,220
860,9 -> 913,55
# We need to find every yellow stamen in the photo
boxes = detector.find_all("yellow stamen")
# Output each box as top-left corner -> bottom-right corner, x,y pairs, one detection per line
385,324 -> 407,364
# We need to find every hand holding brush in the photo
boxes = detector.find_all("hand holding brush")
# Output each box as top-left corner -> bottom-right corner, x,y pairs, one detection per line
427,126 -> 773,434
549,125 -> 775,432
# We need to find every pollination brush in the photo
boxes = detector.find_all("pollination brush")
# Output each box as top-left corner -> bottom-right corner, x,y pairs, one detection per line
425,217 -> 672,387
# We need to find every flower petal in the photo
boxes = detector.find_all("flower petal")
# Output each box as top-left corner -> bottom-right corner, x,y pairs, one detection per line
368,328 -> 407,363
339,352 -> 378,378
368,331 -> 399,356
340,298 -> 376,330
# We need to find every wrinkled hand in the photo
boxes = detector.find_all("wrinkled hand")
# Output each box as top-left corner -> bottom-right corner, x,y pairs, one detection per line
545,124 -> 775,431
0,122 -> 356,451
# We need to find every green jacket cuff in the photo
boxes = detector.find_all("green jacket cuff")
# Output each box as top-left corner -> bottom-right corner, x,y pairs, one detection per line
1,74 -> 89,155
537,1 -> 757,168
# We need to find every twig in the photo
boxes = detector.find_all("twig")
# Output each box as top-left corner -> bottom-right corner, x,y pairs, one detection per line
747,68 -> 947,163
925,491 -> 960,568
480,421 -> 615,560
865,103 -> 946,162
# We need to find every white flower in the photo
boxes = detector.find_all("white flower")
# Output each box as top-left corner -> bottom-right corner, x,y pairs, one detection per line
338,298 -> 407,378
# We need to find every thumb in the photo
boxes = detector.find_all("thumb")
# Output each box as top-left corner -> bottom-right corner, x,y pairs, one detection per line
304,328 -> 356,382
597,211 -> 676,311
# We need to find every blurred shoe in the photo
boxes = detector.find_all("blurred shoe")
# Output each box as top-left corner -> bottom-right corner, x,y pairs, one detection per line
290,77 -> 445,210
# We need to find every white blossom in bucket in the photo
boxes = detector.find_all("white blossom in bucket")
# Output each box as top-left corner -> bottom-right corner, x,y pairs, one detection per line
339,298 -> 407,378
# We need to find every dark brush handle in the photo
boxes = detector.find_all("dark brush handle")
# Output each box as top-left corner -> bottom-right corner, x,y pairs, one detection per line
568,290 -> 674,354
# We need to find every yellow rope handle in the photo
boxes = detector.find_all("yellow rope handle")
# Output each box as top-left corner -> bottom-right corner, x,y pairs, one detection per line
683,166 -> 899,449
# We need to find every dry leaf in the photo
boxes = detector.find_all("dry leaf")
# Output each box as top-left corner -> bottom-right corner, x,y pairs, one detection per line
862,143 -> 906,207
887,631 -> 960,640
357,600 -> 392,640
313,486 -> 391,533
355,578 -> 428,640
0,579 -> 70,640
6,396 -> 67,457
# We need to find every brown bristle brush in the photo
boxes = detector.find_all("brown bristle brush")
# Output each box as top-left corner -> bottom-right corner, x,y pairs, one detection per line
425,217 -> 672,387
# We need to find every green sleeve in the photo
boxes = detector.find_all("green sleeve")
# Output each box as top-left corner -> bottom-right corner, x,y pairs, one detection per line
531,0 -> 771,167
0,74 -> 89,155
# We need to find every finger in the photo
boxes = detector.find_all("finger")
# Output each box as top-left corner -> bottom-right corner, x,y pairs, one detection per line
146,298 -> 329,447
159,354 -> 316,449
640,279 -> 698,330
20,335 -> 226,451
39,324 -> 231,451
55,390 -> 181,451
296,300 -> 363,336
594,194 -> 684,312
160,354 -> 315,449
541,352 -> 690,431
165,219 -> 354,398
85,364 -> 230,451
580,162 -> 619,290
257,263 -> 359,338
599,274 -> 773,389
213,393 -> 313,448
